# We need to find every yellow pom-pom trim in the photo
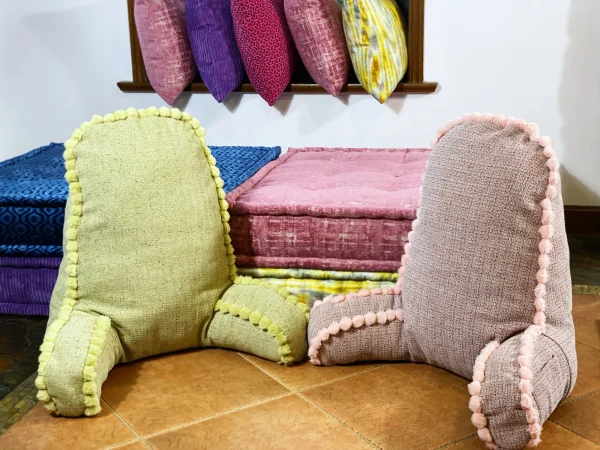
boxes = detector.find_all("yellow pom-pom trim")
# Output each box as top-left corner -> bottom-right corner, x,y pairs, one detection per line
213,301 -> 294,365
82,315 -> 110,416
36,120 -> 86,412
233,276 -> 309,322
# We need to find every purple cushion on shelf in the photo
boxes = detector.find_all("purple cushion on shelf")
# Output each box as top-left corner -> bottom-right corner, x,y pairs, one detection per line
186,0 -> 245,102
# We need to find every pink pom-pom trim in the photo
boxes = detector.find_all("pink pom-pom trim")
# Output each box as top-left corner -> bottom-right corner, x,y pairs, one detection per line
407,113 -> 556,448
308,309 -> 404,365
468,340 -> 500,448
339,317 -> 352,331
539,225 -> 554,240
315,285 -> 401,309
539,239 -> 553,254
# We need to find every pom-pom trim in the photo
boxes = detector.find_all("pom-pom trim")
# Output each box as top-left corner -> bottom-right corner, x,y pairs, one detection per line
430,113 -> 558,448
233,276 -> 309,322
313,286 -> 401,310
36,107 -> 238,413
213,300 -> 295,365
308,308 -> 404,365
82,315 -> 111,416
468,340 -> 500,450
36,119 -> 89,413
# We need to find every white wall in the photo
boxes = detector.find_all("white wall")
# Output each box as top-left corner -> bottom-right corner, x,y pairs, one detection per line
1,0 -> 598,205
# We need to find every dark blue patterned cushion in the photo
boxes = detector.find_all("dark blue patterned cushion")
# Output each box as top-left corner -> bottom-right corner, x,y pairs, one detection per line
0,245 -> 63,257
210,145 -> 281,193
0,143 -> 281,255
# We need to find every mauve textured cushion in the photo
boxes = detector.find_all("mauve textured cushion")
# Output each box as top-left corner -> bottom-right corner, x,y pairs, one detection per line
231,0 -> 296,106
186,0 -> 244,102
307,117 -> 576,449
135,0 -> 196,104
227,147 -> 429,271
284,0 -> 350,96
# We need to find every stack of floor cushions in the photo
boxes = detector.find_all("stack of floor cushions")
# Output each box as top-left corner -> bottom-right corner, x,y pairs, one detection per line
0,143 -> 281,315
227,147 -> 430,304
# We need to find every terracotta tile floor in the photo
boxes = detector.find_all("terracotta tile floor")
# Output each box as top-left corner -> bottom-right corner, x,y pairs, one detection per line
0,294 -> 599,449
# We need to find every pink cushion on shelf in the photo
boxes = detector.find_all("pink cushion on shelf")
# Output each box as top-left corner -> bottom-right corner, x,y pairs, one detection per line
284,0 -> 350,96
227,148 -> 430,271
134,0 -> 197,105
231,0 -> 296,106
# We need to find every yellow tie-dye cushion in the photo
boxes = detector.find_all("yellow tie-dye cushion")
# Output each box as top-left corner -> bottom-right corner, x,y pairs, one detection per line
342,0 -> 408,103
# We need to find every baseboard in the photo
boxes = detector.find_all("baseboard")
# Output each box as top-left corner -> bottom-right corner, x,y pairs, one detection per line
564,205 -> 600,236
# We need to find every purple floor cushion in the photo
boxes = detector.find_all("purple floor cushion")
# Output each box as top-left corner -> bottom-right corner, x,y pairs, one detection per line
0,257 -> 61,316
186,0 -> 245,102
227,147 -> 429,272
307,114 -> 576,449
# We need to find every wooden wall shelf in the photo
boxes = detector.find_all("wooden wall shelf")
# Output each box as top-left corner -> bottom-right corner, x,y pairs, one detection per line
117,81 -> 438,95
119,0 -> 438,97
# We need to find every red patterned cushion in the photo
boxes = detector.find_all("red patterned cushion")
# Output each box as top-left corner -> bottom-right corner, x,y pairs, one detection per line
135,0 -> 196,105
231,0 -> 296,106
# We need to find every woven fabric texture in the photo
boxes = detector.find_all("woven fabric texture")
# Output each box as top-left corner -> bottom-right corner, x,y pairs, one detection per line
0,257 -> 61,316
231,0 -> 296,105
237,267 -> 397,281
230,214 -> 412,270
186,0 -> 245,102
248,276 -> 395,304
0,144 -> 281,254
39,110 -> 306,417
134,0 -> 196,104
284,0 -> 350,96
307,118 -> 576,449
0,143 -> 66,248
227,147 -> 428,271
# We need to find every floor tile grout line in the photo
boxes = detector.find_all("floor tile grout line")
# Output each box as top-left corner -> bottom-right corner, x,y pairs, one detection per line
576,340 -> 600,352
237,353 -> 382,449
237,352 -> 387,394
237,353 -> 295,391
296,366 -> 387,393
432,433 -> 478,449
548,420 -> 600,446
104,438 -> 141,450
101,400 -> 152,450
141,392 -> 294,440
560,388 -> 600,406
296,392 -> 381,449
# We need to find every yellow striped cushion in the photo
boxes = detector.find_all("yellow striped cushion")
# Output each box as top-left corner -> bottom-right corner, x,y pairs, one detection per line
342,0 -> 408,103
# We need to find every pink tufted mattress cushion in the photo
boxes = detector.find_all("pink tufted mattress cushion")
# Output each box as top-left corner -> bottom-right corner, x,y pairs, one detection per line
227,147 -> 430,219
226,147 -> 430,271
